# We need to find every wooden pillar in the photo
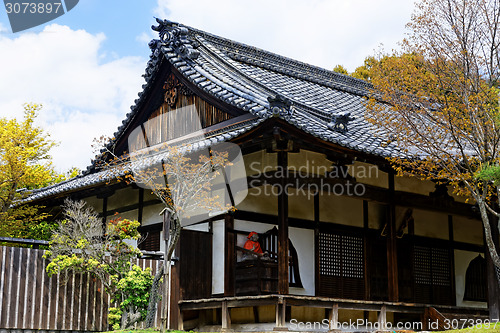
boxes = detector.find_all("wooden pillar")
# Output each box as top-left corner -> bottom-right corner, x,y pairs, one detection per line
314,193 -> 320,296
138,188 -> 144,223
102,196 -> 108,226
221,301 -> 231,331
224,214 -> 235,296
328,303 -> 339,331
387,173 -> 399,302
274,298 -> 287,331
448,215 -> 456,305
277,151 -> 289,295
168,241 -> 181,329
363,200 -> 370,301
486,214 -> 500,320
378,305 -> 387,331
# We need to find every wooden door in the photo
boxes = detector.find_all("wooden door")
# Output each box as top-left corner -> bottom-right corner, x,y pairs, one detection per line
179,229 -> 212,300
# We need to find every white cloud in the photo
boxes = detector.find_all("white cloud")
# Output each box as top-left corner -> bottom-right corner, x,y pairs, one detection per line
0,24 -> 146,173
155,0 -> 414,71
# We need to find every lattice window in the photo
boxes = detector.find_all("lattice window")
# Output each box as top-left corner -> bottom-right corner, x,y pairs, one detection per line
318,231 -> 364,299
414,245 -> 452,305
319,233 -> 341,276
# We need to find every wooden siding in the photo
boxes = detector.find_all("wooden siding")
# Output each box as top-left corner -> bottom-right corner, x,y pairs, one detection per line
0,246 -> 162,331
132,94 -> 233,151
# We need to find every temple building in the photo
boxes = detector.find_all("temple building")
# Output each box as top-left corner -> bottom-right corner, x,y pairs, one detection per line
26,19 -> 496,331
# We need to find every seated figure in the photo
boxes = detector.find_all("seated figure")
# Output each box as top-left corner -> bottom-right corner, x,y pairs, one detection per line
243,231 -> 268,259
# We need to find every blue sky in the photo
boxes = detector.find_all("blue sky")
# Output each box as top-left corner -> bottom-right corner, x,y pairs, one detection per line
0,0 -> 415,172
0,1 -> 156,60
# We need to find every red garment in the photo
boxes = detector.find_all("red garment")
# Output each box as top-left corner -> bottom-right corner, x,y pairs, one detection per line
244,239 -> 263,254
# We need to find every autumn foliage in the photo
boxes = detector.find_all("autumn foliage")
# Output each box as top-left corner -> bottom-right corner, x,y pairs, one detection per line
364,0 -> 500,268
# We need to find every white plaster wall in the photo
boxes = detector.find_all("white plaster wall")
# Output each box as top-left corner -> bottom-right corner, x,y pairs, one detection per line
212,220 -> 225,295
289,226 -> 315,296
142,203 -> 164,226
413,208 -> 449,240
85,196 -> 103,212
453,215 -> 483,246
319,193 -> 363,227
368,201 -> 386,229
234,220 -> 315,296
244,150 -> 277,176
288,188 -> 314,221
352,161 -> 388,188
394,175 -> 436,196
454,250 -> 488,308
107,187 -> 138,211
236,185 -> 278,215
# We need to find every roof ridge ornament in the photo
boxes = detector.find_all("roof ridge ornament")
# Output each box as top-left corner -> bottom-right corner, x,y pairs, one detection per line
327,112 -> 355,134
267,94 -> 294,120
152,18 -> 200,60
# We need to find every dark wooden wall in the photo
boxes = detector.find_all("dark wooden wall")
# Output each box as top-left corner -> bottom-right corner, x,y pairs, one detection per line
0,246 -> 162,331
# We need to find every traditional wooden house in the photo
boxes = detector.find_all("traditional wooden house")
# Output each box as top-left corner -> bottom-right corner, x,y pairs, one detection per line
26,19 -> 498,331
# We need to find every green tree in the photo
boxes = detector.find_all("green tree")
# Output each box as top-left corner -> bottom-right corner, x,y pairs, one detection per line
45,199 -> 152,329
0,103 -> 60,239
365,0 -> 500,275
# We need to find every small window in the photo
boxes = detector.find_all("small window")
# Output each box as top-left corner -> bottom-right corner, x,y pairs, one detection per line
138,224 -> 161,252
463,254 -> 487,302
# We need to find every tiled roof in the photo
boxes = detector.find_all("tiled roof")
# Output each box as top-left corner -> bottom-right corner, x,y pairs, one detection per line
25,19 -> 400,203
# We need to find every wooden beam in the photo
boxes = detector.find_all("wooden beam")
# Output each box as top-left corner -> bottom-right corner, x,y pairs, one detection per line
247,171 -> 478,218
277,151 -> 289,295
224,214 -> 235,296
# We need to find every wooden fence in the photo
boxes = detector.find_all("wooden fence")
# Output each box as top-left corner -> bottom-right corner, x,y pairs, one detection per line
0,246 -> 162,331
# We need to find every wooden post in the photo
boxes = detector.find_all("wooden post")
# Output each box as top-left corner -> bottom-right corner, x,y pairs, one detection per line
221,301 -> 231,331
363,200 -> 370,300
378,305 -> 387,332
278,151 -> 289,295
387,173 -> 399,302
168,237 -> 181,330
138,188 -> 144,223
225,214 -> 235,296
328,303 -> 339,332
486,214 -> 500,320
274,297 -> 287,331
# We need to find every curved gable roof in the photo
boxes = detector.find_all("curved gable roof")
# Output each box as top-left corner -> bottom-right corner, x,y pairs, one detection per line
25,19 -> 401,203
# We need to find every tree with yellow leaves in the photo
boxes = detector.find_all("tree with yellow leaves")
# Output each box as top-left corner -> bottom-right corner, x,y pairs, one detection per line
365,0 -> 500,274
96,122 -> 239,331
0,103 -> 59,239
